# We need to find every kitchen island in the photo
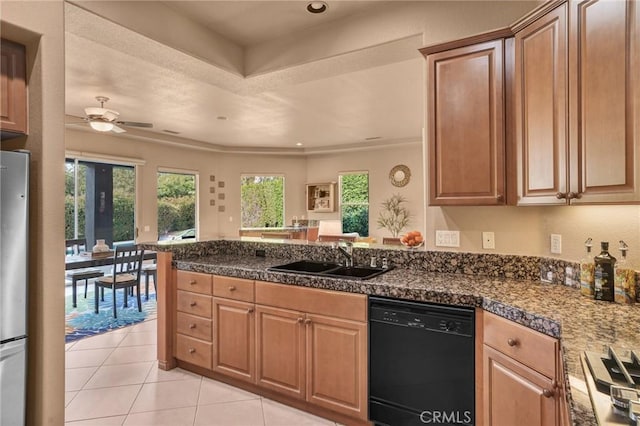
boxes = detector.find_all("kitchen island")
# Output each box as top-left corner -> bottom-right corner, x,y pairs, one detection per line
143,239 -> 640,425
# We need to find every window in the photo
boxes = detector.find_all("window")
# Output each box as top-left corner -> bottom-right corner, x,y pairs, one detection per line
340,172 -> 369,236
241,175 -> 284,228
157,171 -> 197,241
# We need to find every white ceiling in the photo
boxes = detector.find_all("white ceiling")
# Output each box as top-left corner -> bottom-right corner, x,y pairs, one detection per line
64,1 -> 539,153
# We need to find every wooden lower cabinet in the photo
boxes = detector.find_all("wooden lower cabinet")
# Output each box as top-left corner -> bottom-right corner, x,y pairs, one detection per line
305,313 -> 367,418
484,345 -> 557,426
212,297 -> 255,383
255,305 -> 306,399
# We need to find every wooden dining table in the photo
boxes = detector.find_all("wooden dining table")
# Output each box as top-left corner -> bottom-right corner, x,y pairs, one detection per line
65,251 -> 157,308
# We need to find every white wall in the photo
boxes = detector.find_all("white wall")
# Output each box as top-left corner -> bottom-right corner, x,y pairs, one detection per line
2,2 -> 66,424
305,141 -> 424,240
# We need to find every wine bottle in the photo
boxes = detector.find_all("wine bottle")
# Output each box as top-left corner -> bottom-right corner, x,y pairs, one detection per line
594,242 -> 616,302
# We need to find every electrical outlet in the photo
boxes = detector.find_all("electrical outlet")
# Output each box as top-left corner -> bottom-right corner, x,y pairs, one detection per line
482,232 -> 495,249
550,234 -> 562,254
435,230 -> 460,247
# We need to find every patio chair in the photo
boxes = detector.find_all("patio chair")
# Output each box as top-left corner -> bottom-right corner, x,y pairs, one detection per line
65,238 -> 105,308
94,244 -> 144,318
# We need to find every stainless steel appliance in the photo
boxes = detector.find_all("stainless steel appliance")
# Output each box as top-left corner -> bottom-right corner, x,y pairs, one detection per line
0,150 -> 29,425
369,296 -> 475,426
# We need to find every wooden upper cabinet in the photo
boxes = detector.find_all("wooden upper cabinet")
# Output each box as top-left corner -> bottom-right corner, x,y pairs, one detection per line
1,39 -> 27,138
424,38 -> 506,206
568,0 -> 640,203
514,5 -> 569,205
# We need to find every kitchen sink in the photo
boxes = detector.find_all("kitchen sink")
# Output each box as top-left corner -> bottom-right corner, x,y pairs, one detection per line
268,260 -> 340,274
322,265 -> 391,280
268,260 -> 393,280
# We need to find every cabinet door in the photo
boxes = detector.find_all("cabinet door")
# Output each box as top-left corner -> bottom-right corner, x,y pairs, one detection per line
212,298 -> 255,383
305,314 -> 367,420
515,5 -> 569,205
427,40 -> 506,205
0,39 -> 27,136
484,345 -> 558,426
569,0 -> 640,203
255,305 -> 306,400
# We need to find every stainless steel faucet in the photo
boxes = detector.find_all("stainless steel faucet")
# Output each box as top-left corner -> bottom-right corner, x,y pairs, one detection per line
336,240 -> 354,267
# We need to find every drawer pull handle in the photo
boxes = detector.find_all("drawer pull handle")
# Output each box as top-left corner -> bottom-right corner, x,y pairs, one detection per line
297,317 -> 304,324
189,324 -> 196,329
189,280 -> 197,285
542,388 -> 555,398
304,319 -> 312,325
556,192 -> 567,199
190,301 -> 197,307
228,286 -> 236,291
507,338 -> 519,347
247,308 -> 254,314
188,348 -> 196,354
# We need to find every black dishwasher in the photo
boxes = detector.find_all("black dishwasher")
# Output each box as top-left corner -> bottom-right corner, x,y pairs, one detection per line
369,297 -> 475,426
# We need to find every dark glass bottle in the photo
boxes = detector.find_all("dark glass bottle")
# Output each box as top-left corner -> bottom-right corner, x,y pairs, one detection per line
594,242 -> 616,302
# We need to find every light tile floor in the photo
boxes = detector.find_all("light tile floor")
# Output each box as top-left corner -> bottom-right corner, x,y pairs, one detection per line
65,319 -> 340,425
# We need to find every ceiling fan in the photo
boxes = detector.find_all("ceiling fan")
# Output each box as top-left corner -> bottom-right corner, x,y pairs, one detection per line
77,96 -> 153,133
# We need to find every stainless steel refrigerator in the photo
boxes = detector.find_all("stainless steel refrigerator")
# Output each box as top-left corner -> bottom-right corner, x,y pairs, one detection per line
0,150 -> 29,425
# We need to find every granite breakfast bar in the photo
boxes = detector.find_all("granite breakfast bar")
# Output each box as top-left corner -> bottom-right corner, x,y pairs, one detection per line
144,239 -> 640,425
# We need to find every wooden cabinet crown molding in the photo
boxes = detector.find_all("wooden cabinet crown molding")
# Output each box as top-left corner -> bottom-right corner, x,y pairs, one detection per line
419,27 -> 513,56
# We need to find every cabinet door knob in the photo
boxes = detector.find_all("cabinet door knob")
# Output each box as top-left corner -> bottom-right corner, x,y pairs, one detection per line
247,308 -> 254,314
567,192 -> 581,200
496,194 -> 504,202
188,348 -> 196,354
190,301 -> 197,307
297,317 -> 304,323
507,338 -> 519,347
542,388 -> 555,398
228,285 -> 236,291
556,192 -> 567,199
189,323 -> 196,329
189,280 -> 197,285
304,318 -> 312,325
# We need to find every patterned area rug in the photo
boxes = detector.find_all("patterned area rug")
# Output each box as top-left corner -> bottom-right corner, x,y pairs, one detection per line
65,285 -> 157,343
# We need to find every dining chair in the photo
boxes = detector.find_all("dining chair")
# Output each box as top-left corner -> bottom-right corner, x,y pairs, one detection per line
65,238 -> 105,308
94,244 -> 144,318
142,262 -> 157,301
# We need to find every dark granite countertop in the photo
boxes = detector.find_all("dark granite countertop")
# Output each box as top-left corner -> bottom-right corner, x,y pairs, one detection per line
169,253 -> 640,426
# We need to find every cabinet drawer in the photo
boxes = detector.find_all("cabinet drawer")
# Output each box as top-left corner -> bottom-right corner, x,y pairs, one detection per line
177,290 -> 212,318
483,312 -> 558,378
176,334 -> 212,369
176,312 -> 212,341
213,276 -> 254,302
255,281 -> 366,322
176,271 -> 212,295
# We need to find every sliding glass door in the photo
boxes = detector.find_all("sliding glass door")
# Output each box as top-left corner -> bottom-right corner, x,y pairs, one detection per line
65,158 -> 136,248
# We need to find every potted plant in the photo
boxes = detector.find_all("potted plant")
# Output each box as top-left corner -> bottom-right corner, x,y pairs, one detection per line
377,194 -> 410,238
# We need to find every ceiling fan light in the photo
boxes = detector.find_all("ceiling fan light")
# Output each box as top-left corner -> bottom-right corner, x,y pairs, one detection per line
89,121 -> 114,132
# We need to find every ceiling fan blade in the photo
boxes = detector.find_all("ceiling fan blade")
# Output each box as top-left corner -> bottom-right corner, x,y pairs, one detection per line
102,110 -> 119,121
111,125 -> 127,134
116,121 -> 153,128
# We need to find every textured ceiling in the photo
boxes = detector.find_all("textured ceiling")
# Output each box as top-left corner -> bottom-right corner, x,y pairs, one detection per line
64,1 -> 539,152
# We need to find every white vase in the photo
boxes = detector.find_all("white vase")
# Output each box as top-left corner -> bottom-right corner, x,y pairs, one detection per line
92,239 -> 109,253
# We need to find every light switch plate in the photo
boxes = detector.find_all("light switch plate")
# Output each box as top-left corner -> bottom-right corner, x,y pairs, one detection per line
550,234 -> 562,254
435,230 -> 460,247
482,232 -> 495,249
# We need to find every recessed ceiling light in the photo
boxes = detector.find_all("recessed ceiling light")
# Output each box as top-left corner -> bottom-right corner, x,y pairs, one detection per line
217,116 -> 228,120
296,142 -> 303,146
307,1 -> 328,14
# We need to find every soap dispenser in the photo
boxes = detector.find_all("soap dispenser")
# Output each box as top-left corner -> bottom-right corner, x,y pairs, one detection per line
594,241 -> 616,302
